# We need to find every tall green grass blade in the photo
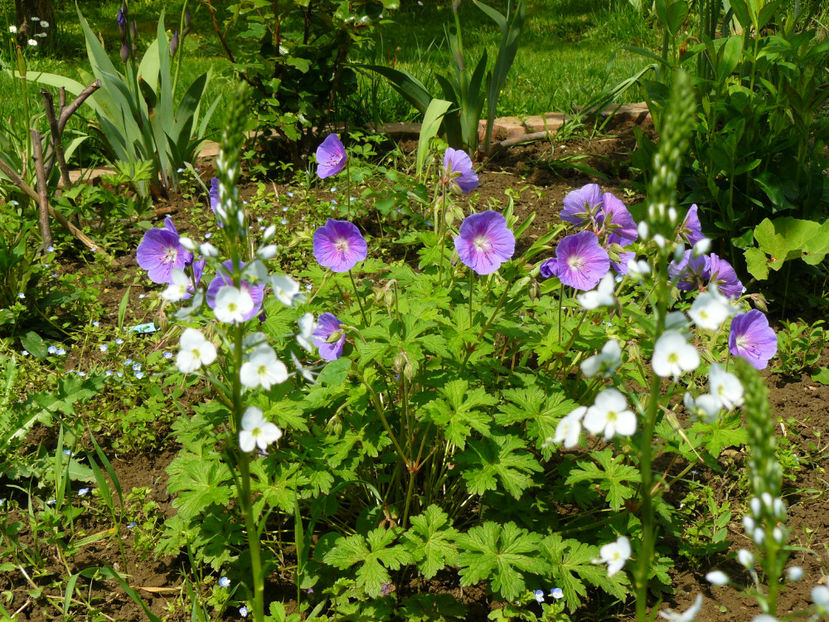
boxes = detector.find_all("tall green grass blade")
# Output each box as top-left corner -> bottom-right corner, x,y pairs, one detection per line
117,287 -> 130,333
354,64 -> 433,113
417,99 -> 452,177
90,432 -> 122,507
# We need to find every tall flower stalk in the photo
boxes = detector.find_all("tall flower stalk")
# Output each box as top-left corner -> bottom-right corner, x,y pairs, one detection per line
633,69 -> 696,622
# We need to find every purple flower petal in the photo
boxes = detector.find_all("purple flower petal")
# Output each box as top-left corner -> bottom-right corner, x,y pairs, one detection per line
443,148 -> 479,194
206,260 -> 264,321
539,257 -> 558,279
561,184 -> 602,225
313,219 -> 368,272
669,250 -> 710,291
708,254 -> 743,299
313,312 -> 346,361
611,250 -> 635,275
729,310 -> 777,369
136,221 -> 192,284
454,211 -> 515,275
681,204 -> 704,246
598,193 -> 638,246
316,134 -> 347,179
547,230 -> 609,290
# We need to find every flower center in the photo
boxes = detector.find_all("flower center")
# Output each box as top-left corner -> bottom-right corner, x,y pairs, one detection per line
567,255 -> 585,271
606,410 -> 617,422
667,352 -> 679,364
228,302 -> 238,313
163,246 -> 179,264
257,364 -> 267,376
736,335 -> 749,349
251,426 -> 262,438
335,238 -> 350,254
473,235 -> 492,252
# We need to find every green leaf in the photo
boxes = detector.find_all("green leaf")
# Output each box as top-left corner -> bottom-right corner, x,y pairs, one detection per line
565,448 -> 640,510
166,454 -> 232,519
539,534 -> 629,612
457,522 -> 544,601
458,435 -> 541,499
744,246 -> 769,280
416,99 -> 452,176
402,505 -> 459,579
322,527 -> 411,597
811,368 -> 829,385
422,379 -> 496,448
21,331 -> 47,359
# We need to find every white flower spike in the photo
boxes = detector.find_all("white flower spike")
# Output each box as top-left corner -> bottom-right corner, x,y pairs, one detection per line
176,328 -> 217,373
705,570 -> 729,586
577,272 -> 616,310
584,388 -> 636,440
553,406 -> 586,448
239,406 -> 282,453
597,536 -> 630,577
272,274 -> 301,306
581,340 -> 622,378
708,363 -> 743,410
652,330 -> 699,378
213,285 -> 253,323
161,268 -> 190,302
240,347 -> 288,390
688,287 -> 734,331
296,313 -> 317,353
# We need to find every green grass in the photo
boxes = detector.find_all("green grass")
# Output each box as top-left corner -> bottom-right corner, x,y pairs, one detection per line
350,0 -> 659,124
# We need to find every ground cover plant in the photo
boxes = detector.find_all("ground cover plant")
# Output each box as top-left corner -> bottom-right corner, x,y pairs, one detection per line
1,0 -> 829,621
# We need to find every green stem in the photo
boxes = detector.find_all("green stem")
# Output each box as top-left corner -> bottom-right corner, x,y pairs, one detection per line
634,273 -> 667,622
460,280 -> 510,370
230,323 -> 265,621
348,270 -> 368,325
468,271 -> 474,326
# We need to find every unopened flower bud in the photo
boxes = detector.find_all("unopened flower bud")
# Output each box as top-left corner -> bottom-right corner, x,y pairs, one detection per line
199,242 -> 218,257
773,527 -> 784,543
737,549 -> 754,568
258,244 -> 277,259
750,497 -> 761,516
652,234 -> 666,249
761,492 -> 773,509
753,527 -> 765,544
668,207 -> 678,224
120,41 -> 130,62
263,224 -> 276,240
179,236 -> 195,251
169,29 -> 179,55
692,237 -> 710,256
773,497 -> 785,519
637,221 -> 649,240
785,566 -> 803,582
743,515 -> 755,533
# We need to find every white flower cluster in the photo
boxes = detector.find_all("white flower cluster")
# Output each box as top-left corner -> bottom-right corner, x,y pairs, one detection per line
552,386 -> 636,448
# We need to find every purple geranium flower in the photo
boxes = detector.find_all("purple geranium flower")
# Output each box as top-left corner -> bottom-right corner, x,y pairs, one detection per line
313,312 -> 346,361
669,250 -> 710,291
316,134 -> 347,179
136,218 -> 192,284
454,211 -> 515,275
708,253 -> 743,300
543,230 -> 610,290
729,310 -> 777,369
680,204 -> 704,246
443,148 -> 479,194
206,260 -> 265,322
561,184 -> 602,224
313,219 -> 368,273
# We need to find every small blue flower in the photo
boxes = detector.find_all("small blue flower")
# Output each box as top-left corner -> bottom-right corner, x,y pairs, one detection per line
77,371 -> 86,377
282,206 -> 289,212
330,187 -> 338,192
46,498 -> 56,505
239,606 -> 248,618
127,521 -> 137,529
134,371 -> 144,379
17,292 -> 25,299
256,217 -> 263,223
287,191 -> 294,198
51,273 -> 59,278
124,358 -> 133,365
78,487 -> 90,496
47,245 -> 55,252
534,589 -> 545,603
163,351 -> 173,359
219,576 -> 230,588
132,362 -> 142,371
100,344 -> 108,352
281,219 -> 287,225
301,215 -> 306,221
21,350 -> 29,356
116,371 -> 124,378
48,345 -> 57,354
92,321 -> 100,327
63,449 -> 72,456
139,294 -> 146,299
115,338 -> 124,345
56,348 -> 66,356
205,232 -> 213,240
550,587 -> 564,600
105,370 -> 113,376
